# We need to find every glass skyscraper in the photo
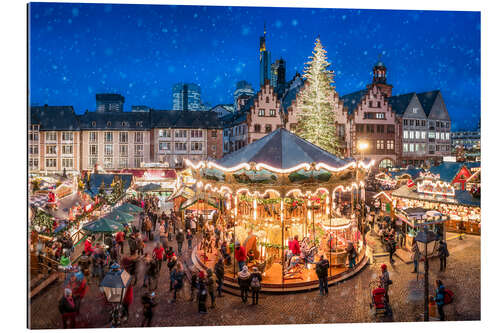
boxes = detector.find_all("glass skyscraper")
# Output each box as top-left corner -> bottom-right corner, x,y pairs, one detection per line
172,83 -> 202,111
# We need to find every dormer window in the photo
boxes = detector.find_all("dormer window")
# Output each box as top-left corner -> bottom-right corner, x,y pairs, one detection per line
136,121 -> 143,127
122,121 -> 126,127
107,121 -> 112,127
91,121 -> 96,127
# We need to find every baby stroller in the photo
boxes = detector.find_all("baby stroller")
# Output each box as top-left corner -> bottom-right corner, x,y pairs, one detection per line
369,280 -> 388,315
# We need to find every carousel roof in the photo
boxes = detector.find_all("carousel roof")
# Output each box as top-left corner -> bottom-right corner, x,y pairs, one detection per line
216,128 -> 353,170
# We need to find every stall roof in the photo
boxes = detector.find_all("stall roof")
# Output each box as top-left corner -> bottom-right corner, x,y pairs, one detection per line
392,185 -> 480,207
428,162 -> 468,183
389,167 -> 424,180
217,128 -> 353,170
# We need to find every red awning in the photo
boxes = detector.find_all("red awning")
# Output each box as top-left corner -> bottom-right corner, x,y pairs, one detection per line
119,168 -> 177,179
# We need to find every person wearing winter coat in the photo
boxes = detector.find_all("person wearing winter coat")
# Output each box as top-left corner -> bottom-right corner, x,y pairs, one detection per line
206,269 -> 216,308
437,240 -> 449,272
434,280 -> 446,321
171,262 -> 185,302
66,272 -> 88,314
249,267 -> 262,305
411,239 -> 420,273
152,243 -> 165,271
121,284 -> 133,320
141,292 -> 157,327
59,288 -> 77,328
237,265 -> 251,303
189,269 -> 199,301
186,229 -> 194,250
176,229 -> 185,255
235,242 -> 247,272
346,241 -> 357,269
198,278 -> 208,314
214,257 -> 225,297
314,255 -> 330,296
379,264 -> 391,303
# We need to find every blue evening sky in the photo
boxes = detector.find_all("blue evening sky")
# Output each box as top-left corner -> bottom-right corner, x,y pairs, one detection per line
29,2 -> 480,130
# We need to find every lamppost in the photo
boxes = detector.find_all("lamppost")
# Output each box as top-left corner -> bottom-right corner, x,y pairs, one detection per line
100,263 -> 131,327
415,226 -> 437,322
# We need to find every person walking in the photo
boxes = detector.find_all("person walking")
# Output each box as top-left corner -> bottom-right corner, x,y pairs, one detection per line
388,229 -> 396,264
206,268 -> 216,308
59,288 -> 77,329
434,279 -> 446,321
314,254 -> 330,296
186,229 -> 194,250
171,262 -> 186,302
198,277 -> 208,314
346,241 -> 357,269
176,229 -> 185,255
144,218 -> 153,242
249,267 -> 262,305
115,230 -> 125,254
152,242 -> 165,271
437,240 -> 449,272
121,284 -> 133,321
127,233 -> 137,256
411,239 -> 420,273
214,257 -> 225,297
189,268 -> 199,302
140,292 -> 157,327
379,264 -> 391,304
136,236 -> 145,256
237,265 -> 251,303
235,241 -> 247,272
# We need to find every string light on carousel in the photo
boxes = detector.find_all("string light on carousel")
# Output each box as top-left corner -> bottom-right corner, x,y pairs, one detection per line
186,129 -> 374,291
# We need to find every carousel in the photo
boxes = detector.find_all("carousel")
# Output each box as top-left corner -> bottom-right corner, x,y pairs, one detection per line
186,129 -> 374,291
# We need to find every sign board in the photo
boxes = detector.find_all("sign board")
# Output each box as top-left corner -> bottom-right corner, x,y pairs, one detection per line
443,156 -> 456,162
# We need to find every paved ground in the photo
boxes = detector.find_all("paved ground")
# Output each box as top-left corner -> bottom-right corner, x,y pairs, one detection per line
29,220 -> 480,328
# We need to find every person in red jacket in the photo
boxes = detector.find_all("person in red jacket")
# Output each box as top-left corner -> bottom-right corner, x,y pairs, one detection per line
115,231 -> 125,254
121,284 -> 133,320
84,237 -> 94,256
152,242 -> 165,271
235,241 -> 246,271
289,235 -> 300,256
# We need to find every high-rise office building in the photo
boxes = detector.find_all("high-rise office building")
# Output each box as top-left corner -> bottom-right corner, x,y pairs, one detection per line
259,25 -> 271,87
172,83 -> 202,111
96,93 -> 125,113
271,58 -> 286,90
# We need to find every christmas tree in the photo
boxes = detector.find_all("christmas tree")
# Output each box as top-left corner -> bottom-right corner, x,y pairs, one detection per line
296,38 -> 340,155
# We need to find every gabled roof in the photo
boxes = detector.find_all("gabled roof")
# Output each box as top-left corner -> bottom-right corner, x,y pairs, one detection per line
389,167 -> 424,179
30,106 -> 79,131
281,80 -> 305,113
388,92 -> 415,115
428,162 -> 466,183
217,128 -> 351,169
221,111 -> 248,128
340,89 -> 367,115
150,110 -> 222,129
416,90 -> 440,116
78,111 -> 150,130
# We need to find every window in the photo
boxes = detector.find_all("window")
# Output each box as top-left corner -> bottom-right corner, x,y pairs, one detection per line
119,132 -> 128,143
415,120 -> 420,126
62,132 -> 73,141
409,143 -> 415,152
89,157 -> 97,168
376,125 -> 384,133
89,145 -> 98,156
441,132 -> 445,140
159,129 -> 171,138
211,131 -> 217,138
403,144 -> 408,153
159,142 -> 171,151
191,142 -> 203,151
409,131 -> 415,139
211,145 -> 216,151
29,158 -> 39,169
356,124 -> 364,133
106,121 -> 112,127
366,124 -> 375,133
376,140 -> 384,150
415,144 -> 419,152
446,132 -> 450,140
119,144 -> 128,157
91,121 -> 96,127
62,145 -> 73,155
134,157 -> 143,168
46,145 -> 57,155
136,121 -> 143,127
29,145 -> 39,155
265,97 -> 270,103
45,132 -> 57,141
134,132 -> 143,143
269,109 -> 276,117
446,122 -> 450,128
134,144 -> 143,156
376,113 -> 385,119
104,157 -> 113,169
421,143 -> 427,152
386,140 -> 394,150
377,101 -> 381,108
105,144 -> 113,156
410,120 -> 414,126
191,130 -> 203,138
415,131 -> 420,139
45,158 -> 57,168
105,132 -> 113,143
428,132 -> 435,139
404,119 -> 408,126
89,132 -> 97,143
421,131 -> 426,139
387,125 -> 395,134
258,109 -> 265,117
119,158 -> 128,168
32,132 -> 39,141
254,124 -> 261,133
175,130 -> 187,138
62,158 -> 73,168
421,120 -> 426,127
369,101 -> 373,108
403,131 -> 408,139
265,124 -> 272,133
175,142 -> 187,151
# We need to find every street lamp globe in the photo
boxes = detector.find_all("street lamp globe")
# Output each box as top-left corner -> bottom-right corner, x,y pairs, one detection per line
415,227 -> 437,253
99,263 -> 131,303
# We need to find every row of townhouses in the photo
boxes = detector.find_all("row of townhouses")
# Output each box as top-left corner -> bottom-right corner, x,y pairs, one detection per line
29,106 -> 223,174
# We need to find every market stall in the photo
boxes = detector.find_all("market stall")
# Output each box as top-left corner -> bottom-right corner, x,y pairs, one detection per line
186,129 -> 373,291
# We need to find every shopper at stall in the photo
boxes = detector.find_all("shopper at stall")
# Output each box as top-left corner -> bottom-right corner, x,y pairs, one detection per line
250,267 -> 262,305
214,257 -> 225,297
438,240 -> 449,272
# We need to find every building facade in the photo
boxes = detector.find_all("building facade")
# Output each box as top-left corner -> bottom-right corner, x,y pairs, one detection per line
172,83 -> 202,111
246,81 -> 283,143
270,58 -> 286,91
452,130 -> 480,150
29,106 -> 81,174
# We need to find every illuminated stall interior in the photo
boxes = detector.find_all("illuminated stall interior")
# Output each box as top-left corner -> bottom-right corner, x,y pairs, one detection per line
186,129 -> 373,290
